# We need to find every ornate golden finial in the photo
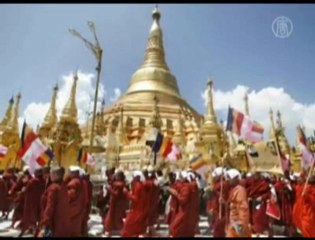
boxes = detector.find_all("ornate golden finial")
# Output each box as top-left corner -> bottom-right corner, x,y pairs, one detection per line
117,104 -> 128,144
61,72 -> 78,123
6,93 -> 21,133
42,84 -> 58,128
0,96 -> 14,128
149,96 -> 162,130
205,77 -> 217,124
244,91 -> 250,116
141,6 -> 169,70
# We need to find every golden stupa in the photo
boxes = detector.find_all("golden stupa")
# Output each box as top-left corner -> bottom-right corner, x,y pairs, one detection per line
82,7 -> 225,171
0,93 -> 22,170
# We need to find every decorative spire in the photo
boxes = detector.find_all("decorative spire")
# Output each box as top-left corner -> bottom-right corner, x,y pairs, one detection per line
42,84 -> 58,128
276,110 -> 283,130
173,109 -> 185,145
0,97 -> 14,127
141,6 -> 169,70
269,108 -> 276,139
149,95 -> 163,130
7,93 -> 21,133
61,72 -> 78,123
117,105 -> 128,144
205,77 -> 217,124
244,91 -> 249,116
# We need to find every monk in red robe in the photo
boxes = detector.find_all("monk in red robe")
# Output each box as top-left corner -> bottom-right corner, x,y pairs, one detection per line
165,172 -> 181,226
146,166 -> 161,237
168,171 -> 198,237
9,167 -> 32,228
103,170 -> 128,236
67,166 -> 86,237
121,171 -> 148,237
224,169 -> 251,238
38,167 -> 70,237
274,177 -> 295,236
292,173 -> 305,234
0,169 -> 15,219
81,173 -> 93,236
19,168 -> 46,236
247,172 -> 270,236
206,167 -> 229,237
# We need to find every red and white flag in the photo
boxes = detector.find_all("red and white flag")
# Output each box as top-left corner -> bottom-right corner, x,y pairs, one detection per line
86,153 -> 96,166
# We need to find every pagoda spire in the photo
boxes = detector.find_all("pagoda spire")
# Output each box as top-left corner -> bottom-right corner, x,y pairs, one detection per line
0,97 -> 14,127
204,77 -> 217,124
42,84 -> 58,128
7,93 -> 21,133
61,71 -> 78,123
276,110 -> 283,130
244,91 -> 250,116
141,6 -> 169,70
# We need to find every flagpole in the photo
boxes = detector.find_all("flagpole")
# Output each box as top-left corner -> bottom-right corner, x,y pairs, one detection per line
69,22 -> 103,173
302,160 -> 315,196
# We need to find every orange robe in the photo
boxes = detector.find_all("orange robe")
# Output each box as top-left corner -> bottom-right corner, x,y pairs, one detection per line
226,185 -> 251,238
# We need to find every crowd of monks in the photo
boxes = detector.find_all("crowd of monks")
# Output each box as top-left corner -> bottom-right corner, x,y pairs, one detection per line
0,163 -> 315,237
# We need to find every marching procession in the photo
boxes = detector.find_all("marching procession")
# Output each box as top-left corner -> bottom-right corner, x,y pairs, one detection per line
0,163 -> 314,237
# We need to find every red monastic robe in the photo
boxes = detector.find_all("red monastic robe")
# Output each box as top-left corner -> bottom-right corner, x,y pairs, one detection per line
121,180 -> 148,237
81,176 -> 93,236
20,175 -> 46,232
247,178 -> 270,234
169,182 -> 197,237
67,176 -> 86,237
40,181 -> 71,237
103,180 -> 128,233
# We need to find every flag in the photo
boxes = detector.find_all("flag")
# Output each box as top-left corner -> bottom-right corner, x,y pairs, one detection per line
159,138 -> 173,158
167,144 -> 182,161
226,107 -> 264,143
189,154 -> 210,179
274,134 -> 290,173
86,153 -> 96,166
297,126 -> 314,170
152,132 -> 164,153
0,145 -> 8,158
18,121 -> 54,174
77,147 -> 88,165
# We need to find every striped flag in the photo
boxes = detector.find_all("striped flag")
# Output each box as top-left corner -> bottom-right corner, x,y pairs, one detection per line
226,107 -> 264,143
297,126 -> 314,170
167,144 -> 182,161
17,121 -> 54,174
189,154 -> 210,179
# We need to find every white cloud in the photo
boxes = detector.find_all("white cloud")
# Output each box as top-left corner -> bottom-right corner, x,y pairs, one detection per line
109,88 -> 122,102
201,85 -> 315,145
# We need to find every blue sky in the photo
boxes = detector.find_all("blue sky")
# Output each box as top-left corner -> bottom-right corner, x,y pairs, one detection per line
1,4 -> 315,143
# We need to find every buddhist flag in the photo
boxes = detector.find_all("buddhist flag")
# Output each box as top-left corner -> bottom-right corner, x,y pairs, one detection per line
226,107 -> 264,143
18,121 -> 54,174
167,144 -> 182,161
297,126 -> 314,170
77,147 -> 88,165
0,145 -> 8,158
189,154 -> 209,179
